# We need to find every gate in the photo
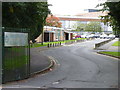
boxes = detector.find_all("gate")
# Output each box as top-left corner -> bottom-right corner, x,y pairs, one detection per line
2,27 -> 30,83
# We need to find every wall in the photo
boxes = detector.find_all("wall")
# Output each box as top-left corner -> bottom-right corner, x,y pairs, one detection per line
35,26 -> 73,42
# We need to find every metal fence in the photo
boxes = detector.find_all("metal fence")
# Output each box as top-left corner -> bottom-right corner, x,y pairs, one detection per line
0,27 -> 2,84
2,27 -> 30,83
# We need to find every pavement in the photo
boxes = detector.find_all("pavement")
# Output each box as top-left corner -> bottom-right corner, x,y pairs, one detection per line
95,38 -> 120,59
96,38 -> 119,52
30,46 -> 53,74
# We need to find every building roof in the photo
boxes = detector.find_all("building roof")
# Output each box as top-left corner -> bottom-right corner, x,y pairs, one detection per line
44,31 -> 55,33
56,11 -> 108,21
76,11 -> 108,18
44,26 -> 64,30
57,16 -> 101,21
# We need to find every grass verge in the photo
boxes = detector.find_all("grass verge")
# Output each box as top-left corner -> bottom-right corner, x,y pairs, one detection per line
112,41 -> 120,46
30,38 -> 86,48
98,51 -> 120,58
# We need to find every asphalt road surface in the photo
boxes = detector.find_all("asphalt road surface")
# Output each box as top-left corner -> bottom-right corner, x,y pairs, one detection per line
3,38 -> 118,89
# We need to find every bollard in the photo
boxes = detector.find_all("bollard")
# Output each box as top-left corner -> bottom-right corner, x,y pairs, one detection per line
53,43 -> 54,47
60,42 -> 61,45
50,43 -> 52,47
47,43 -> 49,48
55,43 -> 56,47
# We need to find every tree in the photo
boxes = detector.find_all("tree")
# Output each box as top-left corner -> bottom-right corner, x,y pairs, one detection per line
72,22 -> 102,32
2,2 -> 50,42
72,23 -> 86,31
84,22 -> 102,32
97,2 -> 120,36
46,15 -> 62,27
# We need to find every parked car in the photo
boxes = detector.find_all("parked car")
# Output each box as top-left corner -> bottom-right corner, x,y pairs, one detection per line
81,34 -> 87,38
107,34 -> 115,39
93,34 -> 100,38
85,35 -> 90,38
85,34 -> 95,38
75,35 -> 81,38
89,34 -> 95,38
100,34 -> 108,39
115,35 -> 119,38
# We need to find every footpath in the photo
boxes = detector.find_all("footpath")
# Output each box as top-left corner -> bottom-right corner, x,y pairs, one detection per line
96,38 -> 120,59
30,46 -> 53,74
97,38 -> 119,52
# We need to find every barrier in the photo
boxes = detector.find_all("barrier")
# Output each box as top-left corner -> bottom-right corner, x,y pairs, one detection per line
47,38 -> 94,47
94,38 -> 115,49
47,42 -> 62,48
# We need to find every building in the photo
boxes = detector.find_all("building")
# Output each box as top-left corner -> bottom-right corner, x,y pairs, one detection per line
84,9 -> 100,12
56,10 -> 113,34
35,26 -> 73,42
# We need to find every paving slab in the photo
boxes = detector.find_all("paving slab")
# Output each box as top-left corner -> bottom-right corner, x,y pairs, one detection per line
30,46 -> 52,74
97,38 -> 119,52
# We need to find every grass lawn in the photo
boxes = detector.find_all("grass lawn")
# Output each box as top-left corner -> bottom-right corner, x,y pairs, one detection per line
30,43 -> 46,48
112,41 -> 120,46
30,38 -> 86,48
30,41 -> 64,48
99,51 -> 120,57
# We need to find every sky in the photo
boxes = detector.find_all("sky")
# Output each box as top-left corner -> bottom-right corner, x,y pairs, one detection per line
48,0 -> 107,15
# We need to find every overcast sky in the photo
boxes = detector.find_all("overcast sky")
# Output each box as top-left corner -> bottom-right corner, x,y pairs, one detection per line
48,0 -> 107,15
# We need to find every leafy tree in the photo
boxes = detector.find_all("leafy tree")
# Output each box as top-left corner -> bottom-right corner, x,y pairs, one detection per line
72,23 -> 86,31
85,22 -> 102,32
72,22 -> 102,32
2,2 -> 50,42
97,2 -> 120,36
46,15 -> 62,27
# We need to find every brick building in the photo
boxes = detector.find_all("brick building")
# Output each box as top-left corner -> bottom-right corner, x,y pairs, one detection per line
35,26 -> 73,42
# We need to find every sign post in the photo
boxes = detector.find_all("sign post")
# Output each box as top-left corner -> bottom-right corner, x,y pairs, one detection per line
0,27 -> 2,84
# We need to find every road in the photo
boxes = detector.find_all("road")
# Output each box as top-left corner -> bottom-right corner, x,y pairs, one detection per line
3,38 -> 118,88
